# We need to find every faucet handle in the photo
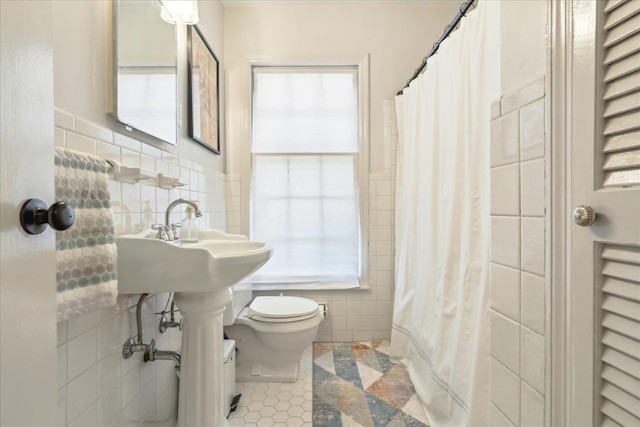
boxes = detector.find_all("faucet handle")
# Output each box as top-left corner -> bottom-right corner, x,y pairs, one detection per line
170,223 -> 180,240
151,224 -> 170,241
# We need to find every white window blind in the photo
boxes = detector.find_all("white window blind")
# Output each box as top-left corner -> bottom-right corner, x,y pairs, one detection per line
251,67 -> 361,288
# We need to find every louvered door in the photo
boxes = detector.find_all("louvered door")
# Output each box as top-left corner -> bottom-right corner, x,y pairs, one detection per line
568,1 -> 640,426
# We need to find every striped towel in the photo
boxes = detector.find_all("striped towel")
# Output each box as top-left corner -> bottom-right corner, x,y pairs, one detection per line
55,147 -> 118,322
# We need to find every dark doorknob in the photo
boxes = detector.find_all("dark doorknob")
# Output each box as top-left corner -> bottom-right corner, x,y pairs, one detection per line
19,199 -> 75,235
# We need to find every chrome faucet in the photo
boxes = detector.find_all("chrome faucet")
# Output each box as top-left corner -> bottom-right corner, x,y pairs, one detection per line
159,198 -> 202,241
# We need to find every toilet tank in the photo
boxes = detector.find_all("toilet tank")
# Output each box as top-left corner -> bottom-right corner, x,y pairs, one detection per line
223,282 -> 252,326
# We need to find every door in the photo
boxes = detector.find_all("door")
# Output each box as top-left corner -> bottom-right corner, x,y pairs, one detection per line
568,0 -> 640,425
0,1 -> 58,425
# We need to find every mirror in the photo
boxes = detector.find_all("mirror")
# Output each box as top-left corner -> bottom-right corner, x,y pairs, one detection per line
113,0 -> 177,145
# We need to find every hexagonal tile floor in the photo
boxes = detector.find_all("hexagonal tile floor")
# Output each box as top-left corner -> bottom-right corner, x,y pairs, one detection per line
228,346 -> 313,427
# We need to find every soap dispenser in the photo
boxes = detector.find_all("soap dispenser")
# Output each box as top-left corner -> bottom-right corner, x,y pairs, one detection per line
181,205 -> 199,243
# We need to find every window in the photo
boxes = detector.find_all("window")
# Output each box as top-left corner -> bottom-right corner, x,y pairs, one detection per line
250,66 -> 367,289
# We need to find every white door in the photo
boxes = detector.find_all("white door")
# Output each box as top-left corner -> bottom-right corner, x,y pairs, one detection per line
568,0 -> 640,425
0,1 -> 58,425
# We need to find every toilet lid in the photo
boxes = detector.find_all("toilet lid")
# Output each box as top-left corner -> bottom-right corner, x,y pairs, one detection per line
248,296 -> 318,319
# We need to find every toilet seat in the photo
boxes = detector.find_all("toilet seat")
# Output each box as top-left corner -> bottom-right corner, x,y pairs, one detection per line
248,296 -> 319,323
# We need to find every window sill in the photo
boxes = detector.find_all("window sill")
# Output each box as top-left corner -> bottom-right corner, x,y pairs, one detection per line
252,279 -> 368,291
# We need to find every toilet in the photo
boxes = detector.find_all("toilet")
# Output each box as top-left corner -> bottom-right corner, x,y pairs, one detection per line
223,295 -> 324,382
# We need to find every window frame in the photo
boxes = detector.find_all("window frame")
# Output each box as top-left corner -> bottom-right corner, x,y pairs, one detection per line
243,56 -> 370,290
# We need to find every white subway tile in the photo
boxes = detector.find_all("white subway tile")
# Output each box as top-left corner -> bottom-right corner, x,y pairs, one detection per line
55,127 -> 66,148
491,403 -> 515,427
521,218 -> 545,276
490,263 -> 521,322
120,182 -> 141,214
155,160 -> 170,176
58,387 -> 67,427
521,381 -> 545,427
96,141 -> 120,163
491,358 -> 520,425
155,382 -> 178,425
68,310 -> 99,340
55,109 -> 75,131
67,328 -> 98,381
57,320 -> 68,346
69,403 -> 97,427
114,133 -> 141,152
521,327 -> 545,393
141,378 -> 156,419
66,366 -> 97,422
179,158 -> 193,169
120,148 -> 141,168
491,163 -> 520,216
162,150 -> 180,165
141,143 -> 162,159
97,352 -> 121,397
491,311 -> 520,373
502,77 -> 545,115
122,395 -> 141,426
75,118 -> 113,143
66,132 -> 96,154
491,110 -> 520,167
140,154 -> 155,172
120,366 -> 140,410
97,386 -> 121,427
521,159 -> 545,217
108,181 -> 121,214
520,98 -> 545,161
491,216 -> 521,269
491,98 -> 502,120
522,272 -> 545,335
58,344 -> 68,390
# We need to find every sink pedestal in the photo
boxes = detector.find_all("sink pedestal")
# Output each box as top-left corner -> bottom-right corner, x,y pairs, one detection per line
174,288 -> 233,427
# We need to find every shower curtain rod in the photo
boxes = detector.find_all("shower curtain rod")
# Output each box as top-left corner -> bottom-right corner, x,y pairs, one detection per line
397,0 -> 476,95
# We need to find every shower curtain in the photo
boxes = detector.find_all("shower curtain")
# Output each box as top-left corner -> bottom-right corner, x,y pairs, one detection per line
391,3 -> 499,426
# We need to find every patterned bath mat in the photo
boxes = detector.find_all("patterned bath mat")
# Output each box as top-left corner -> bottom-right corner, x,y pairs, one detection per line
313,342 -> 429,426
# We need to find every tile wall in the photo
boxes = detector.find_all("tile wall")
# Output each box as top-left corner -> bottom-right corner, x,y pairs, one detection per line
229,100 -> 399,342
489,77 -> 547,427
54,108 -> 228,427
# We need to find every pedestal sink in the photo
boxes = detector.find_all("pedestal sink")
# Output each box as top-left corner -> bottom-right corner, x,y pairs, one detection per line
117,229 -> 272,427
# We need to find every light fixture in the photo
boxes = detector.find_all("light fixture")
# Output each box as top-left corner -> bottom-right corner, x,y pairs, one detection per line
160,0 -> 199,25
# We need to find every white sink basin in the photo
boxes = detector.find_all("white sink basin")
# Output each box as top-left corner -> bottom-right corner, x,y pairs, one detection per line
116,229 -> 272,294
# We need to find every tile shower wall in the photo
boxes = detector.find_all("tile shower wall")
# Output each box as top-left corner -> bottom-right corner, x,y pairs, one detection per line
489,77 -> 547,427
54,108 -> 228,427
228,100 -> 398,342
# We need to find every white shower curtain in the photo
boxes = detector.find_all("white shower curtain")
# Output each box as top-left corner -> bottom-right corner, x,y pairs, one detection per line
391,3 -> 499,426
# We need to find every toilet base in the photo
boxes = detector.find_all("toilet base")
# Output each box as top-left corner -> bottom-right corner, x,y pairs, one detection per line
236,361 -> 300,383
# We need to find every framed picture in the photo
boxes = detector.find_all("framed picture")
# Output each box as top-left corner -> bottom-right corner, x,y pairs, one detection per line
188,25 -> 220,154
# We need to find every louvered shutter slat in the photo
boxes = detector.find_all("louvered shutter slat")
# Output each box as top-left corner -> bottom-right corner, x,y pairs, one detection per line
601,383 -> 640,418
604,1 -> 640,30
602,365 -> 640,398
602,348 -> 640,381
599,243 -> 640,426
602,312 -> 640,340
604,33 -> 640,65
602,276 -> 640,302
603,93 -> 640,119
601,400 -> 640,426
604,19 -> 640,47
605,0 -> 627,13
602,2 -> 640,188
605,54 -> 640,82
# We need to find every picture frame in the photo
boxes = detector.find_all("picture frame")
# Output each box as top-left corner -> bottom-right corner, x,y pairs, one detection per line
188,25 -> 220,154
